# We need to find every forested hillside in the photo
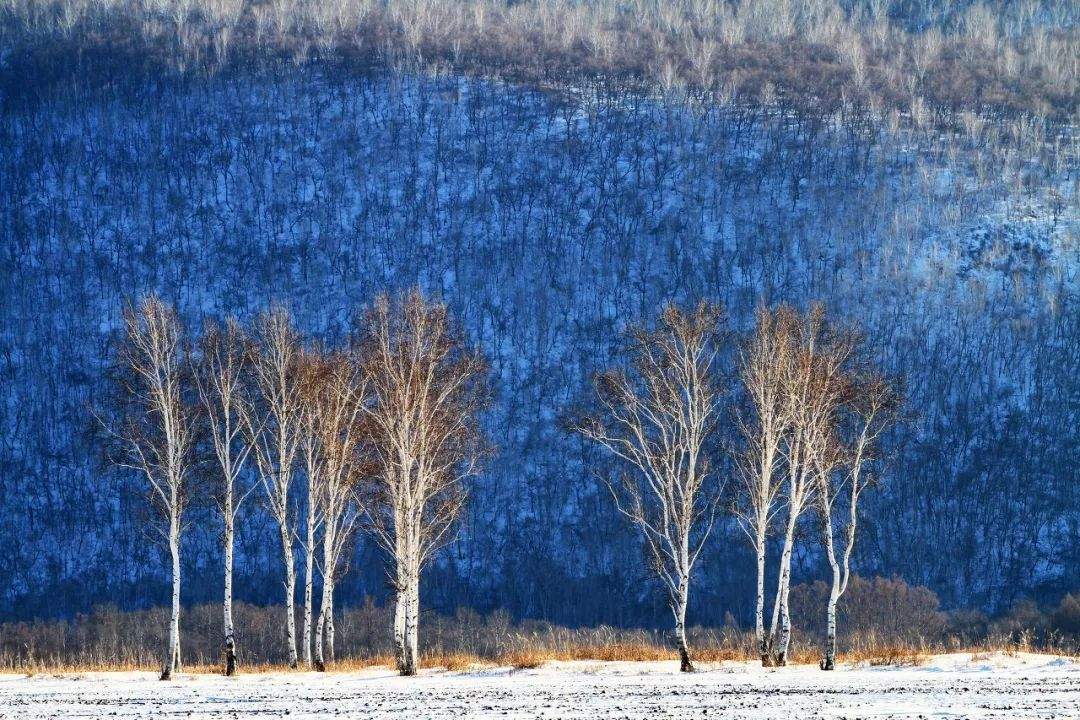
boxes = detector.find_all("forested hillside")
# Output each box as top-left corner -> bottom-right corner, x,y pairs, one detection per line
0,0 -> 1077,634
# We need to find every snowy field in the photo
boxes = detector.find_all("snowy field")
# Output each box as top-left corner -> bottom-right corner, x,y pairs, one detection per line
1,653 -> 1076,719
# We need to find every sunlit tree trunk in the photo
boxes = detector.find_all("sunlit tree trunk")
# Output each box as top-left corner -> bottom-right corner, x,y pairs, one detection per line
279,519 -> 298,668
223,499 -> 237,676
754,525 -> 768,663
243,307 -> 303,670
575,302 -> 724,674
112,296 -> 192,683
163,512 -> 181,680
302,496 -> 315,667
194,318 -> 252,677
360,291 -> 486,679
772,503 -> 799,666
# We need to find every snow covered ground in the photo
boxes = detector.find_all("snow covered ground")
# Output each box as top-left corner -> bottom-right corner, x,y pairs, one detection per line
1,653 -> 1076,719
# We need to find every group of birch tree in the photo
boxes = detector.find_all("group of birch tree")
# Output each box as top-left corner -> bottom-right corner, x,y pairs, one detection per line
734,305 -> 900,669
111,290 -> 485,680
577,302 -> 900,672
114,290 -> 895,679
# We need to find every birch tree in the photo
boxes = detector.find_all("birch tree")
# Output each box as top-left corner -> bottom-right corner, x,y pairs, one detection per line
192,317 -> 256,676
769,307 -> 856,666
815,373 -> 899,670
575,302 -> 724,673
241,306 -> 304,669
309,351 -> 367,671
360,290 -> 486,677
114,295 -> 194,681
297,349 -> 325,668
733,306 -> 793,665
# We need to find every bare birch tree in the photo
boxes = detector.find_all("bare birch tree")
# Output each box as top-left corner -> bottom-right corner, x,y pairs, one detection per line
770,307 -> 860,666
241,306 -> 304,669
733,306 -> 793,665
309,351 -> 367,671
192,317 -> 256,676
113,295 -> 194,681
360,290 -> 486,677
814,373 -> 899,670
575,302 -> 724,673
297,349 -> 325,668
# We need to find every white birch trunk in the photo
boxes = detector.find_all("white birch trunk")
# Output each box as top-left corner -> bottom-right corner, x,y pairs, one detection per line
404,572 -> 420,676
823,537 -> 841,670
120,297 -> 191,684
673,573 -> 693,672
314,519 -> 334,671
223,502 -> 237,675
771,502 -> 799,666
314,579 -> 330,671
302,498 -> 315,667
279,519 -> 298,668
754,526 -> 768,663
393,585 -> 407,672
326,599 -> 335,663
162,511 -> 181,680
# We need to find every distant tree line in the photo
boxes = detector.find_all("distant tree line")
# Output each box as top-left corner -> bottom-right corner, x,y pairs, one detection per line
2,0 -> 1076,121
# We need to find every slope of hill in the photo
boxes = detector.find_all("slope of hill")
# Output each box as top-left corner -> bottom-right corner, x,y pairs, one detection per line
0,64 -> 1076,626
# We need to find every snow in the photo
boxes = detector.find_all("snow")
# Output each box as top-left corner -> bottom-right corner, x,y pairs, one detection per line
2,653 -> 1077,718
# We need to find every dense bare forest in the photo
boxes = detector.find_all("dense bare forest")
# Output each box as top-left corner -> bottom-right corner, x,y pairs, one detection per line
0,0 -> 1077,675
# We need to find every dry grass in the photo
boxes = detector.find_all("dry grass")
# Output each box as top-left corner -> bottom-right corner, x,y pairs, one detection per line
424,652 -> 485,672
14,655 -> 400,677
550,642 -> 676,663
500,640 -> 838,668
499,648 -> 547,670
14,640 -> 1075,676
858,647 -> 929,667
5,600 -> 1075,675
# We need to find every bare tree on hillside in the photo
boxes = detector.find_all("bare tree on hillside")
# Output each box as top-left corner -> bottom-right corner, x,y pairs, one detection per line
734,306 -> 794,666
297,348 -> 326,668
113,295 -> 194,680
771,308 -> 859,666
241,306 -> 304,669
360,290 -> 486,677
575,302 -> 725,673
193,317 -> 256,676
309,351 -> 367,670
815,373 -> 900,670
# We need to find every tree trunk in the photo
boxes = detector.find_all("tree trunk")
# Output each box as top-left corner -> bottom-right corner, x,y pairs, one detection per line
822,579 -> 839,671
755,528 -> 768,666
395,569 -> 420,677
393,585 -> 407,673
326,601 -> 335,663
279,520 -> 298,669
314,602 -> 326,672
314,576 -> 331,672
223,504 -> 237,676
302,509 -> 315,668
403,577 -> 420,676
161,520 -> 181,681
772,507 -> 798,667
776,586 -> 792,667
674,579 -> 693,673
821,512 -> 842,671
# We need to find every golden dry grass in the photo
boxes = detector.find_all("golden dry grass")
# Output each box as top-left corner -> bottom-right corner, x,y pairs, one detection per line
424,652 -> 486,671
498,649 -> 547,670
11,641 -> 1072,676
857,647 -> 929,667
